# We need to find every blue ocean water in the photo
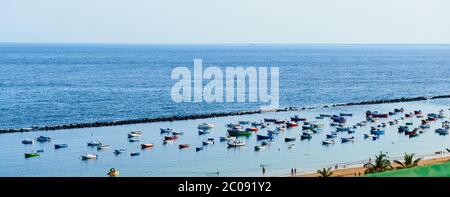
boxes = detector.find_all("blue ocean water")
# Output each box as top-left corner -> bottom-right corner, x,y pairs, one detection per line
2,44 -> 450,177
1,44 -> 450,129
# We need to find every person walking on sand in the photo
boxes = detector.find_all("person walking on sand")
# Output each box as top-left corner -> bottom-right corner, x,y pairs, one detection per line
262,166 -> 266,176
291,168 -> 294,176
294,168 -> 297,176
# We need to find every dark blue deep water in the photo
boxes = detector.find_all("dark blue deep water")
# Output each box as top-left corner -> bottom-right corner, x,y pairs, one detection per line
1,44 -> 450,128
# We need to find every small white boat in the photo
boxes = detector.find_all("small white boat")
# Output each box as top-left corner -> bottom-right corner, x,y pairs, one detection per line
227,141 -> 246,147
36,136 -> 51,142
302,131 -> 314,135
288,144 -> 295,149
22,139 -> 34,144
130,130 -> 143,135
254,145 -> 265,151
127,133 -> 142,138
163,139 -> 174,144
81,153 -> 97,160
202,140 -> 215,145
198,123 -> 214,130
128,137 -> 140,142
220,136 -> 236,141
87,141 -> 102,146
322,140 -> 335,145
97,144 -> 111,150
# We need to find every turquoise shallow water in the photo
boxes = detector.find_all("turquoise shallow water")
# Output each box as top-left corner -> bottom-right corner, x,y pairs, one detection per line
1,99 -> 449,177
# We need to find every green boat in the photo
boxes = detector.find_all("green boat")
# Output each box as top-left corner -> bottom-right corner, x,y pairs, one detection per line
406,122 -> 413,126
409,133 -> 419,138
228,130 -> 252,137
24,153 -> 40,158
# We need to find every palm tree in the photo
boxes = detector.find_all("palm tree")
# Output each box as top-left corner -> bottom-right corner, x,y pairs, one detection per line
364,151 -> 393,174
317,167 -> 333,177
394,153 -> 422,169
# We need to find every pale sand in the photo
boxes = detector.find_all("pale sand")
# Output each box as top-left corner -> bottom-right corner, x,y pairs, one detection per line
293,155 -> 450,177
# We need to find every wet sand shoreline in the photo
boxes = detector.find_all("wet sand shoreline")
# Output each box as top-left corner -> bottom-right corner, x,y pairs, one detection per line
2,94 -> 450,134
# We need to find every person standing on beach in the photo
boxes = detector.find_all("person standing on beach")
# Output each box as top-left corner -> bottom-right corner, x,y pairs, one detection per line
262,166 -> 266,176
294,168 -> 297,175
291,168 -> 294,176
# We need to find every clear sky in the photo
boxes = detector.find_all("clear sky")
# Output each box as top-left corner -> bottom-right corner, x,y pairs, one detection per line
1,0 -> 449,44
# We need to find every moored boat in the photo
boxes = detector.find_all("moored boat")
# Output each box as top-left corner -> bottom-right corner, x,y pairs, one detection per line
256,135 -> 273,141
87,140 -> 102,147
254,145 -> 265,151
97,144 -> 111,150
113,149 -> 127,155
179,144 -> 190,149
322,140 -> 335,145
141,143 -> 154,148
24,153 -> 40,158
195,147 -> 203,152
198,130 -> 210,135
36,136 -> 51,142
291,115 -> 306,121
81,153 -> 97,160
127,133 -> 142,138
160,128 -> 174,133
300,134 -> 312,140
22,139 -> 34,144
164,135 -> 178,141
54,144 -> 68,149
341,136 -> 355,142
284,137 -> 296,142
227,141 -> 245,147
198,123 -> 214,130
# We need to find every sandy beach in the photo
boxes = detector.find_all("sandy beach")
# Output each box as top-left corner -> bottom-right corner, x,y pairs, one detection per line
294,154 -> 450,177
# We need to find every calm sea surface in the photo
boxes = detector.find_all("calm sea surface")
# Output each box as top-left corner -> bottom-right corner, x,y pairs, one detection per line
1,44 -> 450,176
1,44 -> 450,128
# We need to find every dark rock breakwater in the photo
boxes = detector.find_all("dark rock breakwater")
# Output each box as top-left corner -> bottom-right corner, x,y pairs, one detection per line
1,94 -> 450,134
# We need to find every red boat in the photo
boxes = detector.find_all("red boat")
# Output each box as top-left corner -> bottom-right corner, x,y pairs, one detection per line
405,114 -> 412,118
246,127 -> 259,132
429,117 -> 438,121
179,144 -> 190,149
371,113 -> 389,118
414,110 -> 422,115
141,143 -> 154,148
286,122 -> 299,127
164,136 -> 178,140
421,119 -> 429,124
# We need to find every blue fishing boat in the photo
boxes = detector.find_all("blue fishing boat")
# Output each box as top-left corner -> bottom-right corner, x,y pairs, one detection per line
256,135 -> 273,141
336,127 -> 350,132
398,126 -> 409,132
370,129 -> 385,135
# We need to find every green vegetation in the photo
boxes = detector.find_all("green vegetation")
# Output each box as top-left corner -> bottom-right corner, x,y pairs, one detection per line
393,153 -> 422,169
366,161 -> 450,177
364,151 -> 393,174
317,167 -> 333,177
